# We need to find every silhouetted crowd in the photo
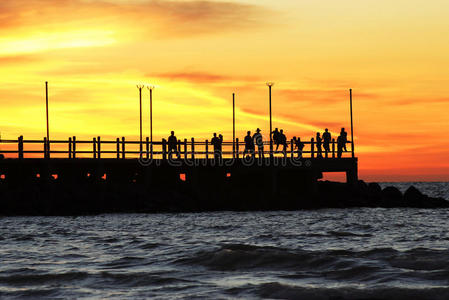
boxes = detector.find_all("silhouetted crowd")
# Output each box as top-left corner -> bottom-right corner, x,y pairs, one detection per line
166,127 -> 349,159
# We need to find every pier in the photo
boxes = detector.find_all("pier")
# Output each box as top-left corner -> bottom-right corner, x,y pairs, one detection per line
0,85 -> 360,214
0,136 -> 359,214
0,136 -> 357,183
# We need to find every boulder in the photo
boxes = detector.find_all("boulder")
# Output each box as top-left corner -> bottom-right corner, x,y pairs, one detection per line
381,186 -> 404,207
367,182 -> 382,206
403,186 -> 425,207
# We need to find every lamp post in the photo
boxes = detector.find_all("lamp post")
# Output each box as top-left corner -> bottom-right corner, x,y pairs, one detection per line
350,89 -> 354,158
45,81 -> 50,158
137,85 -> 144,155
147,86 -> 155,158
232,93 -> 235,158
266,82 -> 274,157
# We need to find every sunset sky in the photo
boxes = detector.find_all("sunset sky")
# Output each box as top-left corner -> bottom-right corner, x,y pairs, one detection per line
0,0 -> 448,181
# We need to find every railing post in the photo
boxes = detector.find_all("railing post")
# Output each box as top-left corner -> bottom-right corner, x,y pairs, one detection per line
162,138 -> 167,160
121,137 -> 125,159
290,139 -> 294,158
311,138 -> 315,158
332,139 -> 335,158
97,136 -> 101,159
18,136 -> 23,159
351,140 -> 355,158
116,138 -> 120,159
73,136 -> 76,159
150,139 -> 153,159
93,137 -> 97,159
177,139 -> 181,155
236,138 -> 239,159
43,137 -> 48,159
47,138 -> 50,159
205,140 -> 209,161
184,138 -> 187,159
146,137 -> 150,159
191,138 -> 195,160
69,137 -> 72,159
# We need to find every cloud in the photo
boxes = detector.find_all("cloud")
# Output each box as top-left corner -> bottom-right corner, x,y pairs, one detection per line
389,97 -> 449,106
278,88 -> 378,104
154,72 -> 231,83
0,55 -> 38,65
152,71 -> 260,83
0,0 -> 270,39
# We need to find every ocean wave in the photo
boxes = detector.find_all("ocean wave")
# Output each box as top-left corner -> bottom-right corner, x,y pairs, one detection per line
176,244 -> 348,271
100,256 -> 148,269
177,244 -> 449,279
250,282 -> 449,300
327,230 -> 372,237
0,272 -> 88,285
98,271 -> 193,287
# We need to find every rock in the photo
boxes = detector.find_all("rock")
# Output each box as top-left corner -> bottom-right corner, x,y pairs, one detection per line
381,186 -> 404,207
404,186 -> 425,207
367,182 -> 382,206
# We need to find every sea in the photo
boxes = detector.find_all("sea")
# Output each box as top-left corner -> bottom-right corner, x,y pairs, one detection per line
0,182 -> 448,299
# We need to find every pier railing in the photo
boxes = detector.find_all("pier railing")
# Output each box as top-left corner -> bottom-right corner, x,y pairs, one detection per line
0,136 -> 354,160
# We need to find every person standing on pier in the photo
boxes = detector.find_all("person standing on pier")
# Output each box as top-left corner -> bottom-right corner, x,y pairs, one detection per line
271,128 -> 280,152
316,132 -> 323,158
294,137 -> 304,158
340,128 -> 348,151
252,128 -> 264,158
243,131 -> 255,157
322,128 -> 331,157
217,134 -> 223,160
279,129 -> 288,156
211,133 -> 223,160
337,134 -> 344,158
168,131 -> 180,159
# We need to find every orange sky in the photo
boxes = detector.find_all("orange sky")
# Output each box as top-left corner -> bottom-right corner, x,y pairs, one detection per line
0,0 -> 448,181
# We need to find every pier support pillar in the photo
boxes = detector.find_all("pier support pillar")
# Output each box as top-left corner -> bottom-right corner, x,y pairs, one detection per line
346,168 -> 358,185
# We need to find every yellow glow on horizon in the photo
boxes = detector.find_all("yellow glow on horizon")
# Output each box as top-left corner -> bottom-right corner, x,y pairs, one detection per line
0,30 -> 116,55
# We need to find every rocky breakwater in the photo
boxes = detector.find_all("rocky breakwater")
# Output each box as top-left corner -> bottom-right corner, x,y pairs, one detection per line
0,178 -> 447,215
315,181 -> 449,209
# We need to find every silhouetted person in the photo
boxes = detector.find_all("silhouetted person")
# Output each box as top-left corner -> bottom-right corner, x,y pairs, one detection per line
271,128 -> 280,151
211,133 -> 223,160
316,132 -> 323,158
219,134 -> 223,149
243,131 -> 255,157
340,128 -> 348,151
279,129 -> 288,156
294,136 -> 304,158
337,135 -> 344,158
322,128 -> 331,157
167,131 -> 180,159
218,134 -> 223,159
252,128 -> 264,158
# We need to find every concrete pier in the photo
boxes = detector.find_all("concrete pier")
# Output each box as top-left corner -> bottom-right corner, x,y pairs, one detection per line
0,157 -> 358,214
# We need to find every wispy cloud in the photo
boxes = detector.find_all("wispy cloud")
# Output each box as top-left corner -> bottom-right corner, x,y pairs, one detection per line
152,71 -> 260,83
0,54 -> 38,65
389,97 -> 449,106
0,0 -> 271,39
278,89 -> 378,104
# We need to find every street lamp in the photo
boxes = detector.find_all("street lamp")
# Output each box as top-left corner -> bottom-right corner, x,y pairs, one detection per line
349,89 -> 354,158
147,85 -> 155,158
45,81 -> 50,158
232,93 -> 236,158
266,82 -> 274,157
136,85 -> 144,156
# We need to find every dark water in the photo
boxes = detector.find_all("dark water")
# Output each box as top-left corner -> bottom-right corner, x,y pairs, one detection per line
0,183 -> 448,299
